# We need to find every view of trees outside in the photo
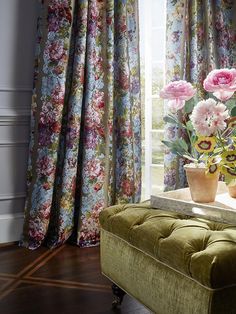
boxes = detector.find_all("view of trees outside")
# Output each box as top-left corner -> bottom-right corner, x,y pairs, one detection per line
139,0 -> 166,199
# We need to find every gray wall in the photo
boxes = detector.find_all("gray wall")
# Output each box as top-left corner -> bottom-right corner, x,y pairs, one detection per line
0,0 -> 40,242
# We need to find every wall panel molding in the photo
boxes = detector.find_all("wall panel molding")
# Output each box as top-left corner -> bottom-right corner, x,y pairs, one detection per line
0,92 -> 32,111
0,213 -> 24,220
0,86 -> 32,92
0,141 -> 29,147
0,213 -> 24,243
0,193 -> 26,201
0,118 -> 30,126
0,197 -> 26,216
0,108 -> 30,126
0,108 -> 30,115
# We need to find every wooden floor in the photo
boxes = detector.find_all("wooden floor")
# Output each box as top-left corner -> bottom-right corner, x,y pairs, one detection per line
0,243 -> 150,314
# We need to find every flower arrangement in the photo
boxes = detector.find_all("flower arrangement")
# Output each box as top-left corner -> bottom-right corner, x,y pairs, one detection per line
160,68 -> 236,186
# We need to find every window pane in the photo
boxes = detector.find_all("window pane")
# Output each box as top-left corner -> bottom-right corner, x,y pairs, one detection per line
140,61 -> 145,136
152,63 -> 164,95
152,1 -> 165,28
152,98 -> 164,129
151,166 -> 164,195
152,29 -> 165,61
139,0 -> 166,199
141,163 -> 146,200
152,131 -> 164,164
141,139 -> 145,163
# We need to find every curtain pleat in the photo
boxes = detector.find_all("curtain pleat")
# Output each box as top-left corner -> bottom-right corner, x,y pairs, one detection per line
21,0 -> 141,249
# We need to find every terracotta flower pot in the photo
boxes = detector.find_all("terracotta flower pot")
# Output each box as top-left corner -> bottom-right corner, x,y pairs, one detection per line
184,165 -> 219,203
228,185 -> 236,198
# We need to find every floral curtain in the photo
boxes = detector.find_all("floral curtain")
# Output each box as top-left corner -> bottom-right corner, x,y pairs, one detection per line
21,0 -> 141,250
164,0 -> 236,191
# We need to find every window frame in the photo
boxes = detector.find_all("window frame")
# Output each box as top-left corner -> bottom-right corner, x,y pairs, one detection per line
142,0 -> 166,199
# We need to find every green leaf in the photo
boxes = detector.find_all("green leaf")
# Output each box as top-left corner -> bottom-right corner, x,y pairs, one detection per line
184,98 -> 195,114
177,138 -> 188,151
163,115 -> 178,125
231,106 -> 236,117
225,99 -> 236,111
170,148 -> 180,155
162,140 -> 174,149
191,134 -> 197,142
162,140 -> 186,156
186,120 -> 194,131
212,147 -> 222,154
183,154 -> 198,162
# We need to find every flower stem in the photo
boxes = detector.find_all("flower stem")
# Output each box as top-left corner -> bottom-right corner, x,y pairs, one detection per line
216,130 -> 227,152
185,126 -> 198,161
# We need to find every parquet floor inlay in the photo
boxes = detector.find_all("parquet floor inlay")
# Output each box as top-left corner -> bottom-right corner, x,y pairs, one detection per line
0,243 -> 150,314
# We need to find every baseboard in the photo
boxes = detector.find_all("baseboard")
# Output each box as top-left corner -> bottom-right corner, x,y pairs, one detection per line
0,213 -> 24,243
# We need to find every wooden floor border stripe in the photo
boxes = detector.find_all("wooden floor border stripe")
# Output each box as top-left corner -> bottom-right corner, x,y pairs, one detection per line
25,245 -> 65,277
20,279 -> 111,293
0,273 -> 17,279
17,249 -> 56,277
0,281 -> 22,301
0,244 -> 111,302
24,276 -> 111,291
0,245 -> 66,301
0,279 -> 14,293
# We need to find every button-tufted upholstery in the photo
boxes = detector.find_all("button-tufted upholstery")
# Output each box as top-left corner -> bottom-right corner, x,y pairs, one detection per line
100,203 -> 236,289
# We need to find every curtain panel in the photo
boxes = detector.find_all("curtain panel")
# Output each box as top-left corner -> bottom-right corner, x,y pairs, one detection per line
21,0 -> 141,249
164,0 -> 236,191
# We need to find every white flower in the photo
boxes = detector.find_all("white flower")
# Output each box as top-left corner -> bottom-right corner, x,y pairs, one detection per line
190,98 -> 229,136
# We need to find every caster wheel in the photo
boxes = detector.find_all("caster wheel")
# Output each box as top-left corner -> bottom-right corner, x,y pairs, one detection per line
112,296 -> 121,308
111,284 -> 126,308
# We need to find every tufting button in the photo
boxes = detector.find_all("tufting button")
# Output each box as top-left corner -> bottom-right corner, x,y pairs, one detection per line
132,220 -> 145,227
210,229 -> 219,232
207,223 -> 225,231
178,215 -> 192,220
160,232 -> 173,240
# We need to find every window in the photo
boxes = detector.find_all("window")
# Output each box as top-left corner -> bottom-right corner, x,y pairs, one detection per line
139,0 -> 166,199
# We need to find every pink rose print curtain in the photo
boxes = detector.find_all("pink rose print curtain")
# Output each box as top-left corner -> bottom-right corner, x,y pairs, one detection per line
21,0 -> 141,249
164,0 -> 236,191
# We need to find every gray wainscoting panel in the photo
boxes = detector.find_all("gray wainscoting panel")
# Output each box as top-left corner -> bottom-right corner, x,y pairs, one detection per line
0,0 -> 40,243
0,197 -> 26,215
0,124 -> 30,143
0,0 -> 40,88
0,145 -> 28,197
0,90 -> 32,110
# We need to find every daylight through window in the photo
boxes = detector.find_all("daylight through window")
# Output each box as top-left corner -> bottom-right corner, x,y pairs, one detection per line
139,0 -> 166,199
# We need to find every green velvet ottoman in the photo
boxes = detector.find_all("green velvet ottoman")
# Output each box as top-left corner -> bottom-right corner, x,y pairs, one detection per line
99,203 -> 236,314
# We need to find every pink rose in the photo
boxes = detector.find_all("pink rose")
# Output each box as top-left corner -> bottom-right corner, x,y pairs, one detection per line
203,68 -> 236,101
160,80 -> 196,112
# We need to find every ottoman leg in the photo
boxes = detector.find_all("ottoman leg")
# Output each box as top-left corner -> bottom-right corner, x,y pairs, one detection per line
112,284 -> 126,308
